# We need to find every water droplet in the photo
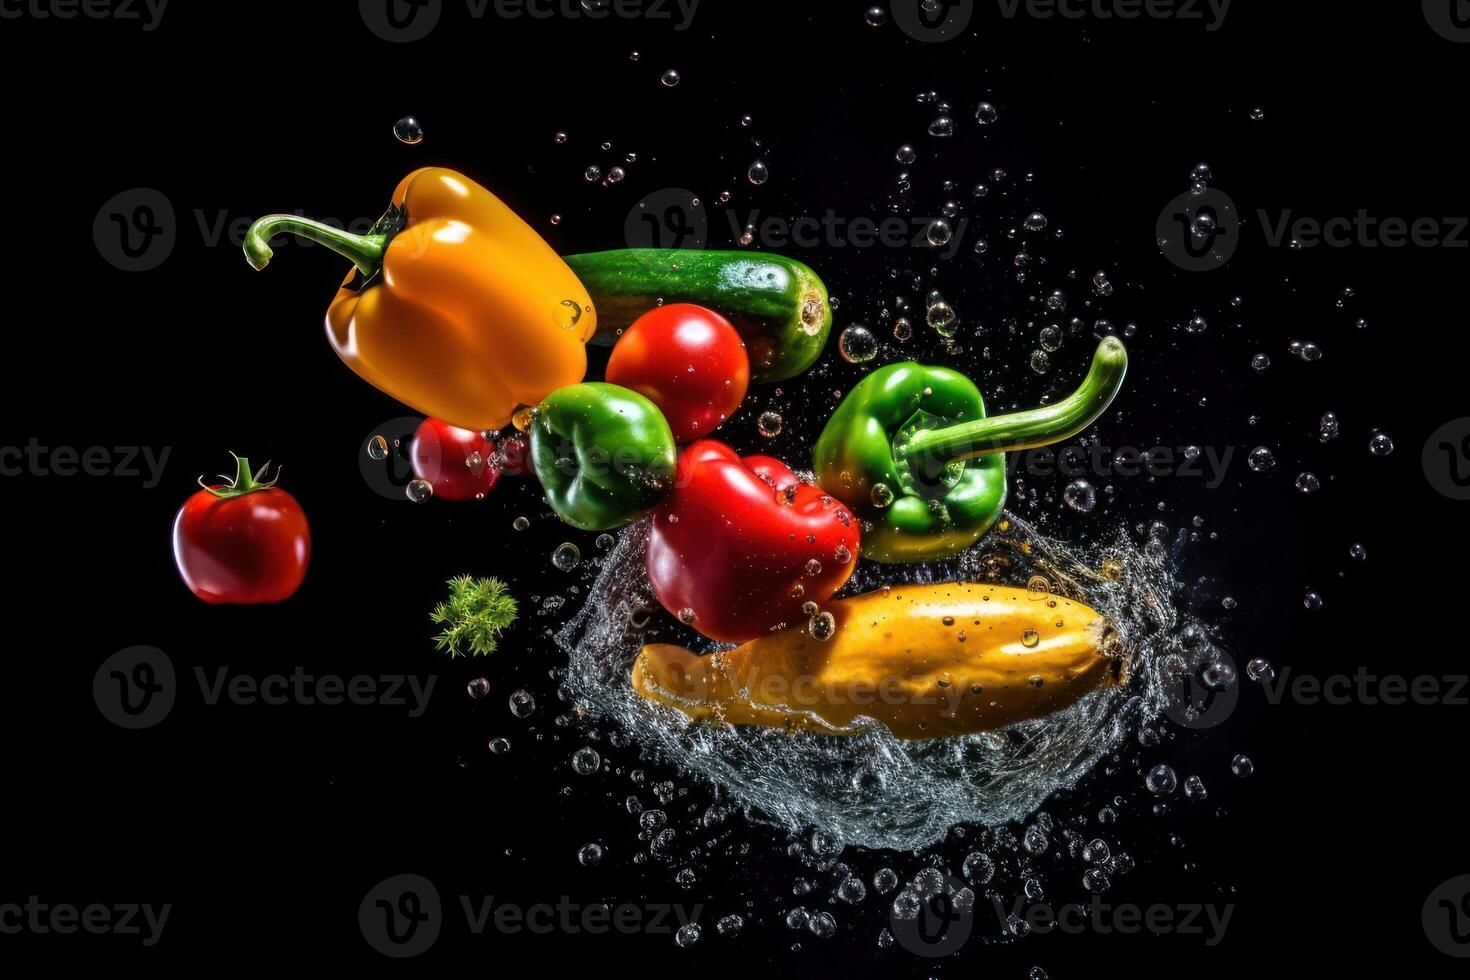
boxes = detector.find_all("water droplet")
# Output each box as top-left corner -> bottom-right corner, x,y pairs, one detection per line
393,116 -> 424,144
838,324 -> 878,363
1020,629 -> 1040,648
1295,472 -> 1320,494
674,922 -> 701,947
1146,764 -> 1178,796
895,144 -> 916,164
757,411 -> 783,437
926,300 -> 957,337
809,611 -> 837,641
1023,211 -> 1047,232
406,478 -> 433,503
513,516 -> 530,531
1368,431 -> 1394,456
509,689 -> 536,718
571,747 -> 601,775
1231,754 -> 1255,777
975,101 -> 999,125
1349,542 -> 1367,561
892,317 -> 913,341
925,218 -> 952,247
466,677 -> 490,699
1063,479 -> 1097,513
660,69 -> 681,88
1247,446 -> 1276,472
717,914 -> 744,937
1318,412 -> 1340,442
1303,591 -> 1324,610
1247,657 -> 1275,682
552,542 -> 581,571
584,164 -> 601,182
578,843 -> 603,866
870,483 -> 895,508
864,5 -> 888,26
367,434 -> 390,460
927,115 -> 955,137
747,160 -> 769,185
488,737 -> 511,755
807,911 -> 836,939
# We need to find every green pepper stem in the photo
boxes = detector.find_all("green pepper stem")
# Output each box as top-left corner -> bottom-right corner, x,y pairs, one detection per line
899,337 -> 1129,467
243,214 -> 386,275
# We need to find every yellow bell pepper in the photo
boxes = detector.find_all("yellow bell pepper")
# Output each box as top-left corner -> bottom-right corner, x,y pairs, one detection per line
243,167 -> 595,431
633,582 -> 1127,739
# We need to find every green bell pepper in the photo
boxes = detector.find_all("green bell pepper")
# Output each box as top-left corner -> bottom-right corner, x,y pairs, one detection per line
529,382 -> 677,531
814,337 -> 1128,563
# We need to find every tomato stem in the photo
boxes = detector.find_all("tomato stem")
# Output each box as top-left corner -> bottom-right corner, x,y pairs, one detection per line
202,453 -> 277,499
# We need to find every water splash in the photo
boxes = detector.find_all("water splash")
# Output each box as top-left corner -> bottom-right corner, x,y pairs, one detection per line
556,515 -> 1184,851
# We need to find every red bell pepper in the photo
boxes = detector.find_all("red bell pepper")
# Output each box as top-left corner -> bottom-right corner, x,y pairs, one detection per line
646,440 -> 861,643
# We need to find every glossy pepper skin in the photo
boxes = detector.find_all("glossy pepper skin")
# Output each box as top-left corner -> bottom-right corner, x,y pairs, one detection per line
529,383 -> 677,531
816,338 -> 1128,564
244,168 -> 595,431
634,583 -> 1127,739
646,441 -> 861,644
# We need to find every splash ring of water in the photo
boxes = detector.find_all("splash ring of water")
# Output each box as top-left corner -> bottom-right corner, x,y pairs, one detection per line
556,515 -> 1177,851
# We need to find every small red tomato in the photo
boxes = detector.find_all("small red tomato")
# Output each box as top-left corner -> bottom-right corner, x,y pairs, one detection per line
494,432 -> 533,478
410,418 -> 500,501
605,303 -> 749,443
173,455 -> 311,604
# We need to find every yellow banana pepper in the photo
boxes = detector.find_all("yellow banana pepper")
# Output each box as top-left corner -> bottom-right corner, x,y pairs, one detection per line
633,582 -> 1127,739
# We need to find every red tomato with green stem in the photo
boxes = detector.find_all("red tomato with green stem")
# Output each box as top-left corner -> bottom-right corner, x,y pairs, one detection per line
410,418 -> 500,500
172,454 -> 311,604
605,303 -> 750,443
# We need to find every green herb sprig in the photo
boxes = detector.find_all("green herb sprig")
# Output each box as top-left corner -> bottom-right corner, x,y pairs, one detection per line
429,575 -> 517,658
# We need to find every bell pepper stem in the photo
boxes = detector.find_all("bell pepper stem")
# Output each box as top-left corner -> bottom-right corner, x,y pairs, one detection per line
243,214 -> 387,276
899,337 -> 1128,468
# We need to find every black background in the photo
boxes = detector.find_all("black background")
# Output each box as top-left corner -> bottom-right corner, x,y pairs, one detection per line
3,0 -> 1467,974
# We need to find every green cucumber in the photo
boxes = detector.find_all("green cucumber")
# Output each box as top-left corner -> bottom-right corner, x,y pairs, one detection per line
564,249 -> 832,384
